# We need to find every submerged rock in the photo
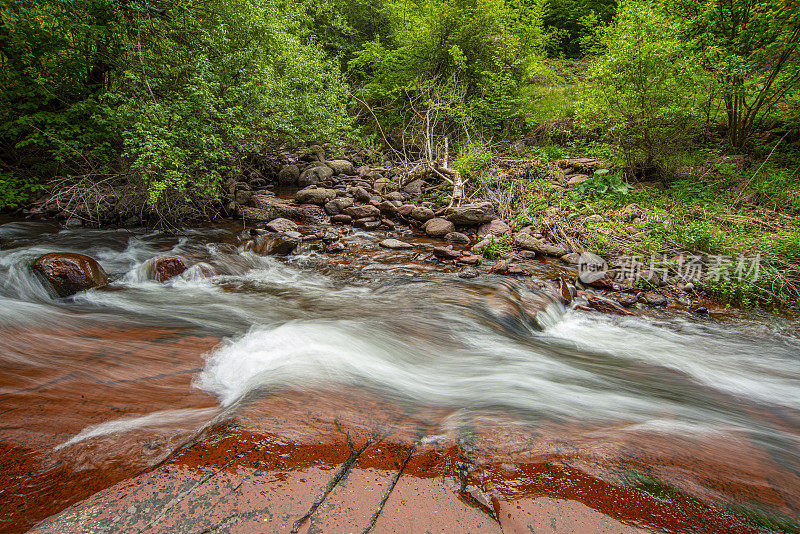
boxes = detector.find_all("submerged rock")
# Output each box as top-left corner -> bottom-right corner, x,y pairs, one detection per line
31,252 -> 109,297
243,235 -> 299,256
325,242 -> 346,253
379,239 -> 413,250
148,256 -> 187,282
459,267 -> 479,278
433,246 -> 460,260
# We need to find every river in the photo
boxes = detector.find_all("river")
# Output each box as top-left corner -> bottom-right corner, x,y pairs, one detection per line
1,216 -> 799,533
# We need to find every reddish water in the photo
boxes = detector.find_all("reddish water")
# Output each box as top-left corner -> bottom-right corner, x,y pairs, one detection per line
2,218 -> 799,532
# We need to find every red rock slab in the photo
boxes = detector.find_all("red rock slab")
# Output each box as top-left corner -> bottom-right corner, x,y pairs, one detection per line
27,389 -> 800,534
0,323 -> 220,534
497,497 -> 643,533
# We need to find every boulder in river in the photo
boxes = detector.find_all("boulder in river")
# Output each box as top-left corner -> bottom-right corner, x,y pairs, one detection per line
298,164 -> 333,186
325,241 -> 346,253
343,205 -> 380,219
265,218 -> 298,233
402,178 -> 424,196
324,197 -> 354,215
326,159 -> 353,175
379,239 -> 413,250
377,201 -> 398,216
411,206 -> 435,222
444,232 -> 470,245
459,267 -> 479,278
243,235 -> 299,256
277,164 -> 300,185
352,186 -> 372,203
578,269 -> 613,288
424,218 -> 455,237
330,214 -> 352,224
639,292 -> 668,306
31,252 -> 109,297
249,195 -> 307,221
148,256 -> 187,283
433,246 -> 460,260
477,219 -> 511,238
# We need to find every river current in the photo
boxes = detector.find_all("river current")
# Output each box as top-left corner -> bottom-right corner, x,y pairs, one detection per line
1,217 -> 799,532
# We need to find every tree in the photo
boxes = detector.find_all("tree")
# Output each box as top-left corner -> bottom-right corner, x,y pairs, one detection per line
579,0 -> 699,170
680,0 -> 800,148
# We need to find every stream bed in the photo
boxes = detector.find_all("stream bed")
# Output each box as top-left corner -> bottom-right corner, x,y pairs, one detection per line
1,216 -> 799,533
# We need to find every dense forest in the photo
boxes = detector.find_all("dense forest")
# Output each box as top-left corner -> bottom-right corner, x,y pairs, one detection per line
1,0 -> 799,307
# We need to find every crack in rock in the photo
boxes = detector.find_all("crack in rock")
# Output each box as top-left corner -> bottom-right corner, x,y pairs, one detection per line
290,438 -> 374,534
362,443 -> 417,534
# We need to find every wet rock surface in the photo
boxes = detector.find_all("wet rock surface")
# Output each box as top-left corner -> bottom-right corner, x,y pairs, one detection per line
28,390 -> 797,534
31,252 -> 109,297
147,256 -> 187,282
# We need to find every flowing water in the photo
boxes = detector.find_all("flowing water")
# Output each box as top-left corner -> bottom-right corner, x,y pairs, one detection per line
1,216 -> 799,532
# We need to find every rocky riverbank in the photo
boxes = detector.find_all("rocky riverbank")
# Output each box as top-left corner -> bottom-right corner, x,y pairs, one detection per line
215,147 -> 710,318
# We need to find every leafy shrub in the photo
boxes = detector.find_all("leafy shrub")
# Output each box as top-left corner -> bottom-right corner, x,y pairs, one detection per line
577,0 -> 700,170
573,169 -> 632,200
0,0 -> 351,209
348,0 -> 548,142
454,143 -> 493,181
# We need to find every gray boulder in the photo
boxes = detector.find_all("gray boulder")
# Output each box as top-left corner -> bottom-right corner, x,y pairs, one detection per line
513,233 -> 567,257
326,159 -> 353,175
444,202 -> 495,225
424,217 -> 456,237
278,164 -> 300,185
410,206 -> 435,222
296,187 -> 337,205
299,164 -> 333,186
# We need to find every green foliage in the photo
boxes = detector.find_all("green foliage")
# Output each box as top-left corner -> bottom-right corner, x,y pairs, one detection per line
617,471 -> 679,502
702,262 -> 790,310
543,0 -> 617,57
673,221 -> 726,254
0,171 -> 39,209
727,501 -> 800,533
573,170 -> 633,201
0,0 -> 351,207
578,0 -> 700,169
348,0 -> 548,140
675,0 -> 800,148
454,143 -> 493,181
481,234 -> 510,259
